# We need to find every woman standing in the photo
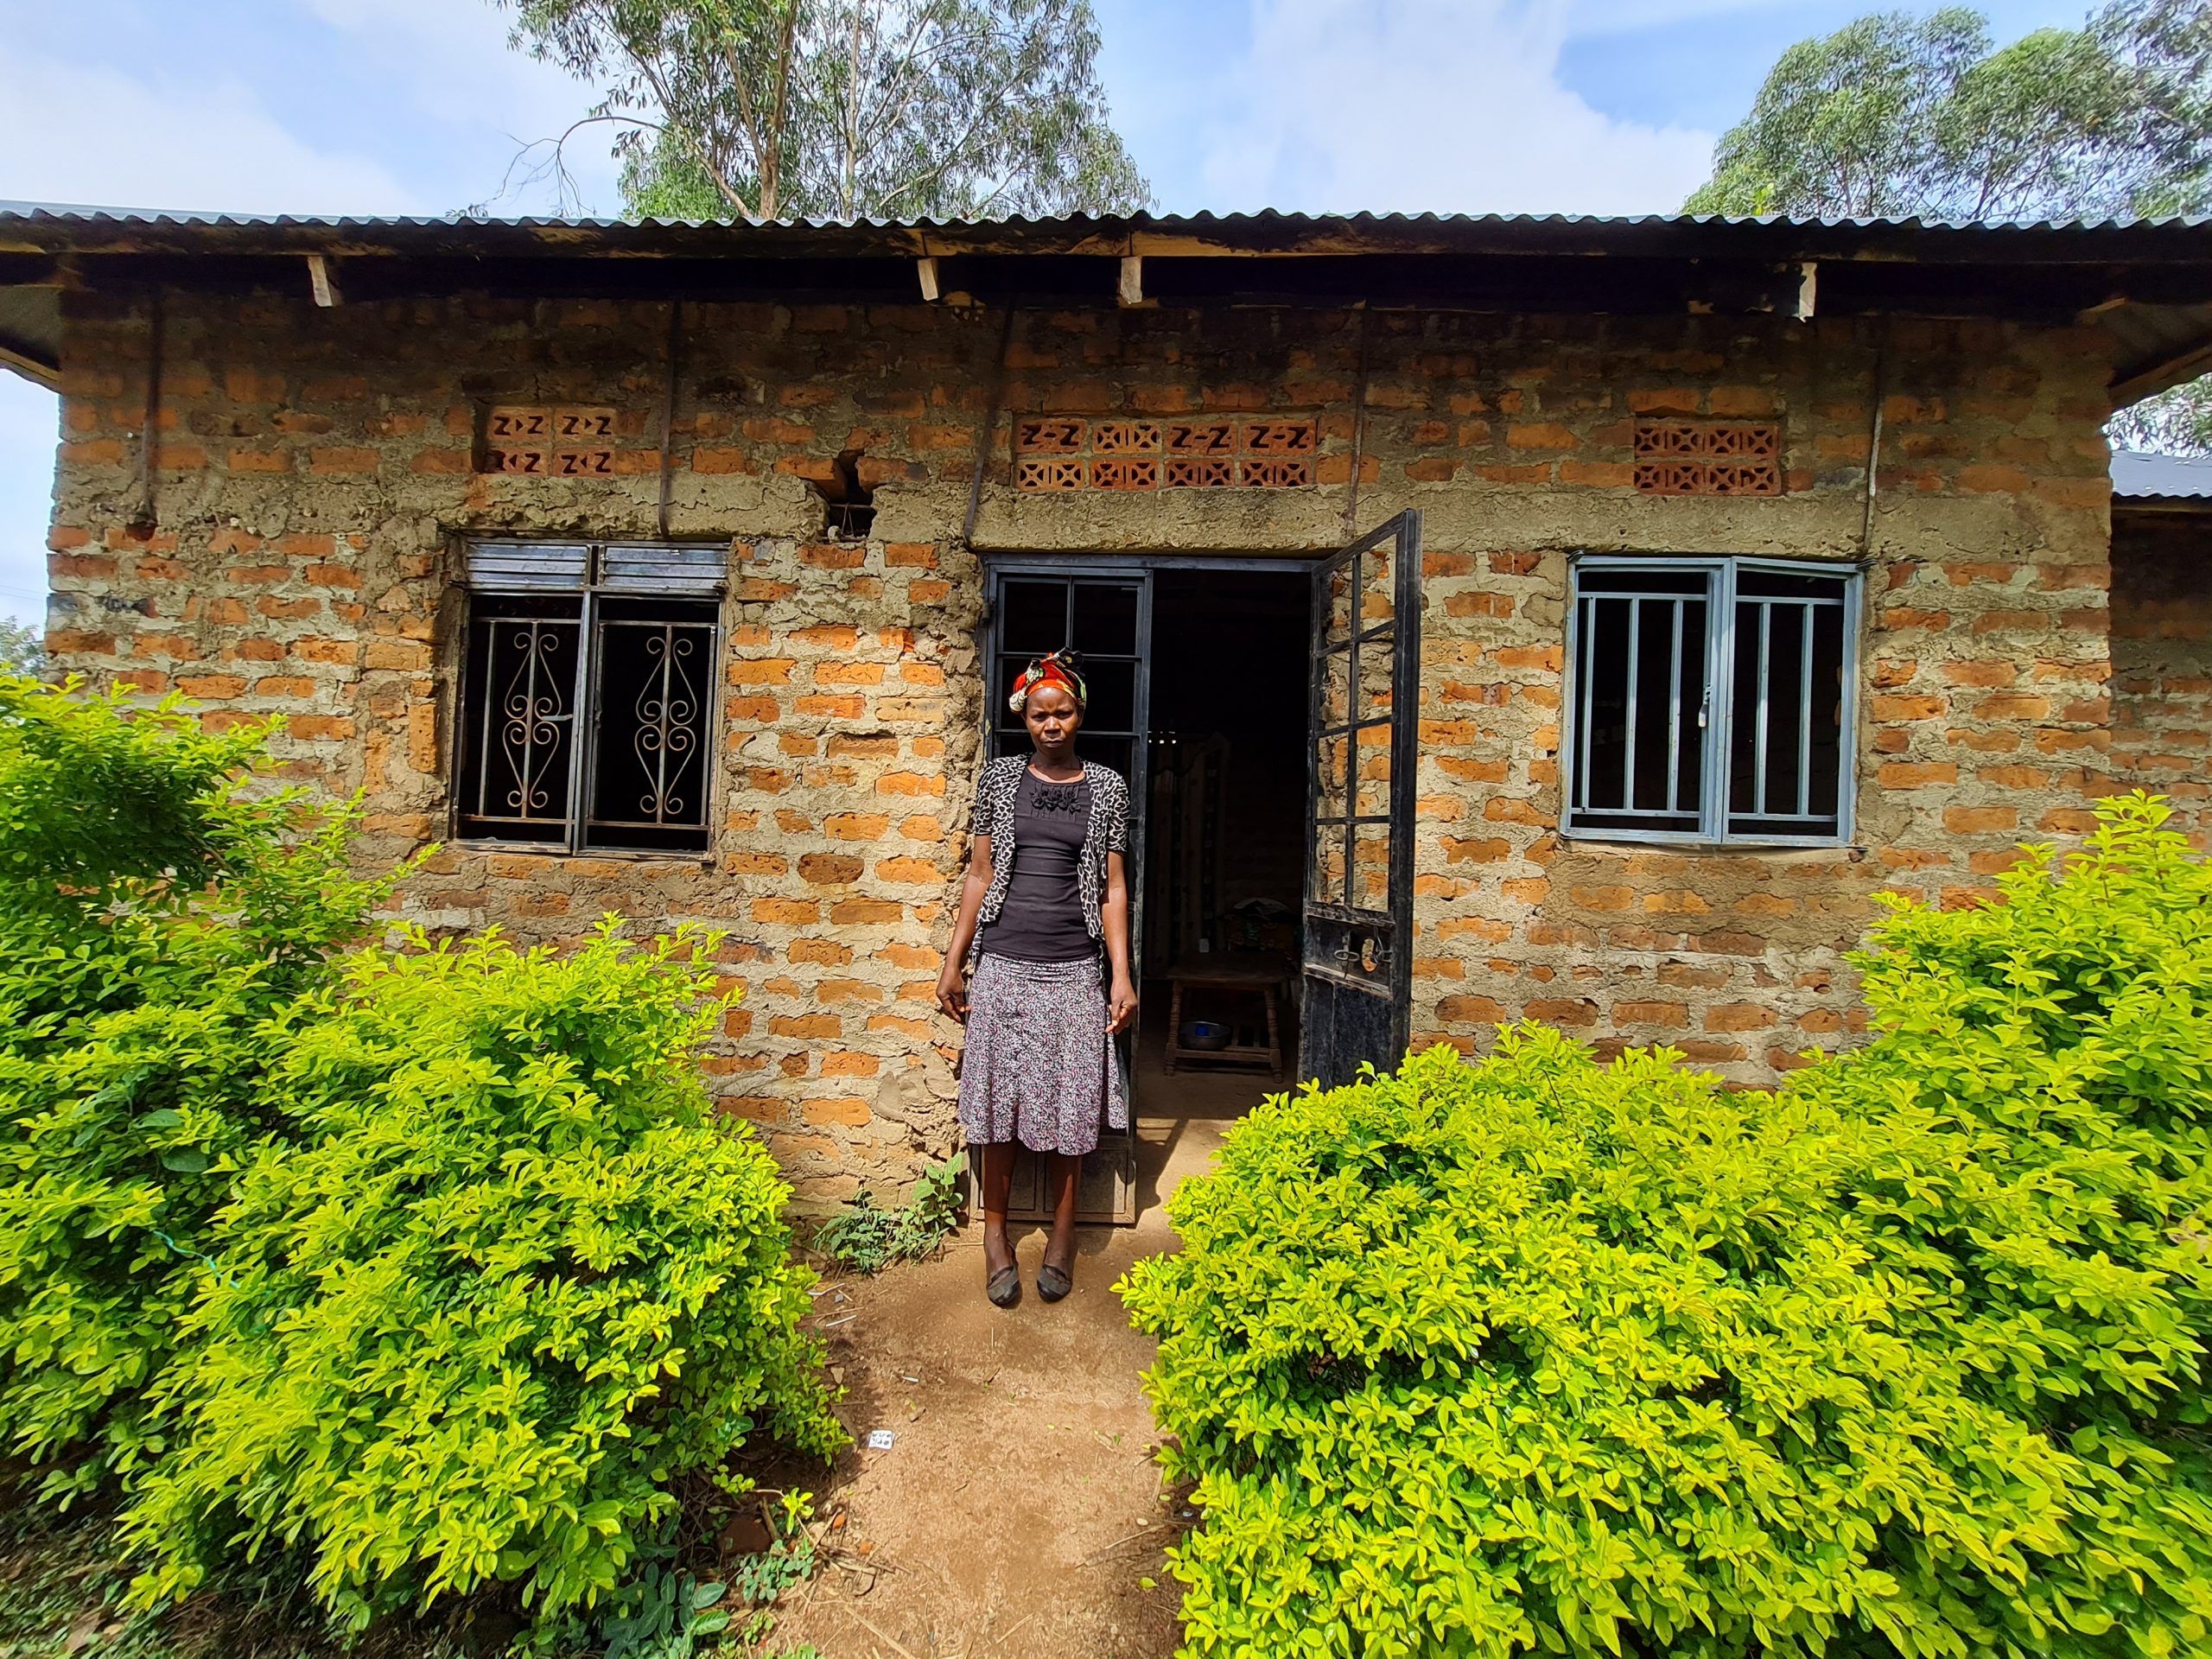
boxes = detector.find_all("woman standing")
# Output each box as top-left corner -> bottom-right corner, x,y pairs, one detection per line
936,651 -> 1138,1307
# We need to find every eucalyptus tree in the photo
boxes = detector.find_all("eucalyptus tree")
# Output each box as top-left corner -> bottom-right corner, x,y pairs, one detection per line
1686,2 -> 2212,450
493,0 -> 1149,221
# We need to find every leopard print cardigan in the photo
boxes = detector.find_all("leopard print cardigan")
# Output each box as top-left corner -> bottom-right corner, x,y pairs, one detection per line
967,754 -> 1128,960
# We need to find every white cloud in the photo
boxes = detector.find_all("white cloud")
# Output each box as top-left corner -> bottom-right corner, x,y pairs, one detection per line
298,0 -> 623,212
0,40 -> 420,215
1196,0 -> 1715,217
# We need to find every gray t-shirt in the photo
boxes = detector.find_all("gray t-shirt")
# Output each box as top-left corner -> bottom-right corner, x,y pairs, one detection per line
976,772 -> 1096,963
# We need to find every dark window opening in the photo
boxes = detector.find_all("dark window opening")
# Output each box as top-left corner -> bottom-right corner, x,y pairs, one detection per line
816,449 -> 876,540
456,543 -> 723,855
1566,557 -> 1857,845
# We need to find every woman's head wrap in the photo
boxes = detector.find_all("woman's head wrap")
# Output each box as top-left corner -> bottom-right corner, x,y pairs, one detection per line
1009,650 -> 1087,713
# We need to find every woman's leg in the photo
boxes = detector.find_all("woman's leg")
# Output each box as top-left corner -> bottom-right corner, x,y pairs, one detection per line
981,1141 -> 1018,1285
1041,1152 -> 1081,1281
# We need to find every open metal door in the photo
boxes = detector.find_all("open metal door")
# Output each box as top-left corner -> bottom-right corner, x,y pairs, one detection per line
1298,512 -> 1421,1088
969,563 -> 1150,1224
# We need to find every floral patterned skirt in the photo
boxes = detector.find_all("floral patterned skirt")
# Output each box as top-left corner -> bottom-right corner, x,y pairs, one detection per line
956,952 -> 1126,1156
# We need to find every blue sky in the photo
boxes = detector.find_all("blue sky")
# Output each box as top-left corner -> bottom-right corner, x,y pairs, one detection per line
0,0 -> 2093,626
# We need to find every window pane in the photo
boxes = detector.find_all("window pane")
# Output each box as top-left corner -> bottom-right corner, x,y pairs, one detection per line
1071,582 -> 1139,656
1083,659 -> 1137,736
584,599 -> 716,853
1317,730 -> 1351,822
1354,722 -> 1393,819
1728,576 -> 1850,840
1577,567 -> 1708,599
457,595 -> 583,844
1352,821 -> 1392,911
1312,820 -> 1348,907
1001,580 -> 1068,657
1568,573 -> 1705,837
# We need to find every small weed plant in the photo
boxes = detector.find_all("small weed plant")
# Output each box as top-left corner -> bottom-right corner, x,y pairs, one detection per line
811,1154 -> 965,1274
1122,794 -> 2212,1658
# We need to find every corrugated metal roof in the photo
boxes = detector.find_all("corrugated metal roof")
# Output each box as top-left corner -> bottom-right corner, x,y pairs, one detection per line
2,200 -> 2208,233
5,200 -> 2212,260
2113,449 -> 2212,500
4,200 -> 2209,398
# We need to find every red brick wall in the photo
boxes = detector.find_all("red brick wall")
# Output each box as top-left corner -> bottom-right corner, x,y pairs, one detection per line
42,287 -> 2124,1193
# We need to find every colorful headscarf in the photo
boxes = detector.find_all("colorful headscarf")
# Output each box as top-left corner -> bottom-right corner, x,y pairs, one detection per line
1009,650 -> 1087,713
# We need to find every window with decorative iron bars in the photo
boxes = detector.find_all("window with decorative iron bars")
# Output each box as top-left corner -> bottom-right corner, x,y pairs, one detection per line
1563,556 -> 1861,846
454,541 -> 725,854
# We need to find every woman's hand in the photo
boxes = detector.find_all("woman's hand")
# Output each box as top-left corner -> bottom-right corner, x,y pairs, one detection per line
1107,974 -> 1139,1036
936,964 -> 969,1024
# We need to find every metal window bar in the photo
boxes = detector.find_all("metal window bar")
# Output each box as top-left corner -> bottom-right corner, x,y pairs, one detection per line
456,539 -> 726,853
1566,556 -> 1859,847
1753,600 -> 1771,815
1665,600 -> 1684,812
583,616 -> 715,835
1797,601 -> 1815,817
468,613 -> 582,831
1622,598 -> 1641,810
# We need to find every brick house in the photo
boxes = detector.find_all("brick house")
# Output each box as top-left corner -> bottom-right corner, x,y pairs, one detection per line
3,204 -> 2208,1217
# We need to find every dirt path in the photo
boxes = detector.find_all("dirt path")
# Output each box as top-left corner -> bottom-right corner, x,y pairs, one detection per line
766,1113 -> 1231,1659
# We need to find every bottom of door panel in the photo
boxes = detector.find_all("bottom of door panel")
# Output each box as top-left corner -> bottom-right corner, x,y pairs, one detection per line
1295,973 -> 1399,1091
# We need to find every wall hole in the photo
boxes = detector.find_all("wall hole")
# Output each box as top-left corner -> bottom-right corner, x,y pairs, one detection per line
817,449 -> 875,539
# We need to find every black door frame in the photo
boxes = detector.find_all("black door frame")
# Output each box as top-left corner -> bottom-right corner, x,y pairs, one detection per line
973,551 -> 1320,1224
1296,511 -> 1423,1085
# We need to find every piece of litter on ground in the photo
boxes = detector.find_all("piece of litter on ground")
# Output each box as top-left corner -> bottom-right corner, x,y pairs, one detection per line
897,1373 -> 919,1383
819,1313 -> 857,1328
866,1428 -> 897,1449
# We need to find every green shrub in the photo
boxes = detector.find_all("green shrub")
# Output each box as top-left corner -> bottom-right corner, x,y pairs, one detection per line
0,678 -> 394,1497
811,1154 -> 965,1274
1121,793 -> 2212,1659
121,924 -> 846,1629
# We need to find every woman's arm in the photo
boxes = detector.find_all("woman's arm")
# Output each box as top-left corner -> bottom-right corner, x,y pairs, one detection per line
1102,849 -> 1137,1035
935,831 -> 994,1022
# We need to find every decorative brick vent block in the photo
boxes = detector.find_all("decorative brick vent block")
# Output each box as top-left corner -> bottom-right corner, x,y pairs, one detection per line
483,406 -> 618,476
1014,416 -> 1317,491
1631,419 -> 1783,496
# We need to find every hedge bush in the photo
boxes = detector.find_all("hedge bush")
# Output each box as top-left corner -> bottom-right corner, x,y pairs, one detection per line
120,925 -> 845,1628
0,680 -> 842,1636
0,678 -> 393,1497
1120,793 -> 2212,1659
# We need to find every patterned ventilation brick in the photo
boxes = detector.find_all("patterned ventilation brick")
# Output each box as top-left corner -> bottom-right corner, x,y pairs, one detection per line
1014,416 -> 1318,491
482,406 -> 618,477
1014,457 -> 1085,491
1631,420 -> 1783,496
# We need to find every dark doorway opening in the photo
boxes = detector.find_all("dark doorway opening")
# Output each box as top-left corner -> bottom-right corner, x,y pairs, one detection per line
1137,568 -> 1311,1135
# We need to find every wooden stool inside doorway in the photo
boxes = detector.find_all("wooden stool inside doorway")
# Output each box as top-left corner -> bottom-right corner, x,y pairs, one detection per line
1164,956 -> 1287,1080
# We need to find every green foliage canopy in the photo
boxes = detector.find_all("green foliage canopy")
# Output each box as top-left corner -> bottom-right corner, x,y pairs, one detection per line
1121,793 -> 2212,1658
493,0 -> 1150,220
1687,3 -> 2209,221
1684,3 -> 2212,453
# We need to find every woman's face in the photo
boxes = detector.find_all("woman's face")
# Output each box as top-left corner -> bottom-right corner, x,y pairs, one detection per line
1024,681 -> 1084,751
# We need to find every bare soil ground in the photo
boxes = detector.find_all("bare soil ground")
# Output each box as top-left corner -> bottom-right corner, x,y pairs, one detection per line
767,1083 -> 1246,1659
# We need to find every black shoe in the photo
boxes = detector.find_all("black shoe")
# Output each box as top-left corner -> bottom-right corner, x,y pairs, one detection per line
1037,1262 -> 1072,1302
987,1265 -> 1022,1308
